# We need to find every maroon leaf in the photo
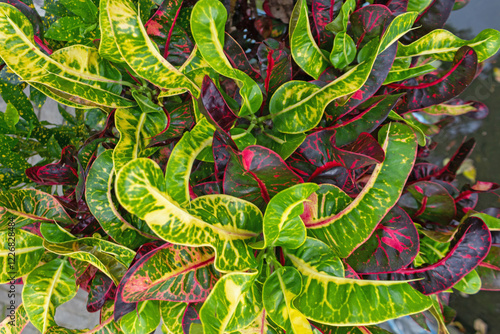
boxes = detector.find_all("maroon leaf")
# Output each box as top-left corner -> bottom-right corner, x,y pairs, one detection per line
182,303 -> 201,333
311,0 -> 339,49
25,146 -> 78,186
408,162 -> 440,183
398,181 -> 456,227
192,181 -> 222,197
349,4 -> 393,49
477,246 -> 500,291
366,216 -> 491,295
87,272 -> 115,313
212,130 -> 235,181
393,46 -> 478,113
148,101 -> 194,147
223,145 -> 303,209
434,138 -> 475,181
257,38 -> 292,98
405,0 -> 455,41
374,0 -> 408,15
346,206 -> 419,274
331,132 -> 385,170
200,76 -> 238,133
223,33 -> 261,81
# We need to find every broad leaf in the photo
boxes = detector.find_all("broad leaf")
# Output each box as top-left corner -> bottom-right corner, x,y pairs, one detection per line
191,0 -> 263,116
160,300 -> 188,334
263,267 -> 313,334
107,0 -> 199,97
290,0 -> 330,79
405,0 -> 454,41
256,38 -> 292,98
0,229 -> 44,283
453,269 -> 481,294
303,123 -> 417,258
285,238 -> 431,325
116,158 -> 263,272
118,300 -> 160,334
26,146 -> 78,186
476,246 -> 500,291
98,0 -> 122,63
331,133 -> 385,170
116,243 -> 217,303
23,258 -> 77,333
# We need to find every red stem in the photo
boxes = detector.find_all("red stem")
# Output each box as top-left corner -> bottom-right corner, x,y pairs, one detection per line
163,5 -> 182,59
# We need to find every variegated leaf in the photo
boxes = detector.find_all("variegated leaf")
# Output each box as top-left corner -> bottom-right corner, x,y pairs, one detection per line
284,239 -> 432,326
0,304 -> 29,334
99,0 -> 122,63
106,0 -> 199,97
303,123 -> 417,258
116,243 -> 218,303
160,301 -> 188,334
116,158 -> 263,272
269,12 -> 418,134
23,258 -> 77,333
118,300 -> 160,334
191,0 -> 263,116
0,229 -> 44,283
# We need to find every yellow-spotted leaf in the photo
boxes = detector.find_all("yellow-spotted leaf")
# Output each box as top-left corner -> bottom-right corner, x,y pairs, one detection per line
86,150 -> 156,249
22,258 -> 77,333
113,93 -> 168,172
42,237 -> 135,285
191,0 -> 263,116
304,123 -> 417,258
118,300 -> 160,334
270,12 -> 418,134
289,0 -> 330,79
0,229 -> 44,283
199,272 -> 261,334
160,301 -> 188,334
116,158 -> 263,272
397,29 -> 500,62
0,4 -> 134,109
106,0 -> 199,97
0,304 -> 29,334
284,239 -> 432,326
99,0 -> 122,63
253,183 -> 319,250
383,64 -> 436,85
263,267 -> 313,334
0,189 -> 73,229
165,118 -> 215,207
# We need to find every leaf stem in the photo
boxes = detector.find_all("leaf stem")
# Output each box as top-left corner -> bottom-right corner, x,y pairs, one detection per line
262,132 -> 286,144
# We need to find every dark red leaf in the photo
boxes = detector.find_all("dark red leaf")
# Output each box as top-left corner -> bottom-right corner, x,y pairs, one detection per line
223,145 -> 303,209
311,0 -> 339,49
434,138 -> 476,181
223,33 -> 261,81
25,146 -> 78,186
408,163 -> 440,183
350,5 -> 393,49
87,272 -> 115,313
200,76 -> 238,132
257,38 -> 292,98
148,101 -> 194,147
393,46 -> 478,113
182,303 -> 201,333
366,216 -> 491,295
212,130 -> 235,181
405,0 -> 455,41
374,0 -> 408,15
346,206 -> 420,274
331,132 -> 385,170
192,181 -> 222,197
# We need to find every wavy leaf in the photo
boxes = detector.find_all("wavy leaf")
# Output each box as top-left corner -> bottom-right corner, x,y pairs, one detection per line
117,243 -> 217,303
191,0 -> 263,116
107,0 -> 199,97
269,12 -> 418,134
304,123 -> 417,258
284,238 -> 432,325
23,258 -> 77,333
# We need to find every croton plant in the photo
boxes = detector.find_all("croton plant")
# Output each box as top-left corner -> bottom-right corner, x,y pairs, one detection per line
0,0 -> 499,333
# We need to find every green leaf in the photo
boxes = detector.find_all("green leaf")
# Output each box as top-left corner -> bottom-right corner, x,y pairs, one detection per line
0,189 -> 73,229
23,258 -> 77,333
388,111 -> 427,146
165,118 -> 215,207
119,300 -> 160,334
98,0 -> 122,63
107,0 -> 200,97
383,64 -> 436,85
453,269 -> 481,294
269,12 -> 418,134
254,183 -> 319,250
0,304 -> 29,334
160,301 -> 188,334
263,267 -> 313,334
397,29 -> 500,62
60,0 -> 98,23
284,239 -> 432,326
420,103 -> 477,116
45,16 -> 90,41
116,158 -> 263,272
4,103 -> 19,131
325,0 -> 356,34
304,123 -> 417,258
191,0 -> 263,115
86,150 -> 155,249
114,93 -> 168,172
330,32 -> 356,69
289,0 -> 330,79
40,222 -> 76,243
200,272 -> 261,334
0,4 -> 134,109
0,229 -> 44,284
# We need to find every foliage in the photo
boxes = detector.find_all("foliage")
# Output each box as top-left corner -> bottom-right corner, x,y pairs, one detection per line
0,0 -> 499,333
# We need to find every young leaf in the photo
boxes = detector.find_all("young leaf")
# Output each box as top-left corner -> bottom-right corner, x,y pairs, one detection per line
60,0 -> 98,23
0,229 -> 44,283
304,123 -> 417,258
107,0 -> 200,97
22,258 -> 77,333
290,0 -> 330,79
263,267 -> 313,334
116,244 -> 217,303
191,0 -> 263,116
331,32 -> 356,69
453,269 -> 481,294
284,238 -> 432,325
